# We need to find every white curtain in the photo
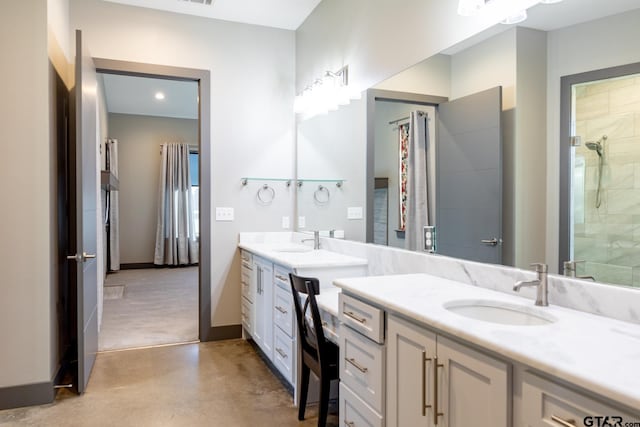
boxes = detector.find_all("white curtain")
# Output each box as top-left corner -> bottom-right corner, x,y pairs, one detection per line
404,111 -> 431,251
154,143 -> 199,265
107,139 -> 120,271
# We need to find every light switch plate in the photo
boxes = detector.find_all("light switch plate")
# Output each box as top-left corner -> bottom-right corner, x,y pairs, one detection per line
282,216 -> 290,229
298,216 -> 306,228
215,207 -> 234,221
347,207 -> 363,220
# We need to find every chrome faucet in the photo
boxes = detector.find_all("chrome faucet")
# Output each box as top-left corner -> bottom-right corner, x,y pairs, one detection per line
513,263 -> 549,307
301,230 -> 320,250
562,260 -> 596,281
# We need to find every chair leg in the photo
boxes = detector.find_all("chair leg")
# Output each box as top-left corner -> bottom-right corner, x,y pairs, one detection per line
298,364 -> 310,421
318,376 -> 331,427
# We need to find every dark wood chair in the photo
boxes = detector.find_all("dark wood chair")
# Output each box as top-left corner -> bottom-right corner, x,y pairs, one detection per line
289,273 -> 339,427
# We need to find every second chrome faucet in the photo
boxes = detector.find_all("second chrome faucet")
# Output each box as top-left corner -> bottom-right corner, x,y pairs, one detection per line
513,263 -> 549,307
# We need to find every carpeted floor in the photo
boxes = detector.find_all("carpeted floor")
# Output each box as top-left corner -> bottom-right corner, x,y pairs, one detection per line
99,267 -> 199,351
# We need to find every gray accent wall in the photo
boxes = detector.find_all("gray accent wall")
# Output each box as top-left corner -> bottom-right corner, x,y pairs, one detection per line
0,0 -> 55,399
108,113 -> 198,264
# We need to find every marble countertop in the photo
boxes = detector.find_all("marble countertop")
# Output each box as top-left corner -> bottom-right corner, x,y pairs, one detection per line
315,286 -> 340,318
333,273 -> 640,411
239,242 -> 368,269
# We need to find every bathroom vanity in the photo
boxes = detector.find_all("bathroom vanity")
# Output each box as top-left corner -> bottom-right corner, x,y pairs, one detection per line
335,274 -> 640,426
238,233 -> 368,402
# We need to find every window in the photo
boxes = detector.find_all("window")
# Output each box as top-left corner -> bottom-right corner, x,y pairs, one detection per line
190,151 -> 199,238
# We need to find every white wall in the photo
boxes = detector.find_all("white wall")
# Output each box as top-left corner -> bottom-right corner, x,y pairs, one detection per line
0,0 -> 53,388
545,9 -> 640,272
108,113 -> 198,264
297,98 -> 367,241
373,54 -> 451,97
296,0 -> 539,95
70,0 -> 295,328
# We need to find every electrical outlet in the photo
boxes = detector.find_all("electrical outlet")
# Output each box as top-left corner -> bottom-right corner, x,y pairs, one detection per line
298,216 -> 306,228
347,207 -> 363,220
424,225 -> 436,253
282,216 -> 290,229
215,207 -> 234,221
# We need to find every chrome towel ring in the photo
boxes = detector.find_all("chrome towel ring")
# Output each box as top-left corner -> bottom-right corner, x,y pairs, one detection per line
314,185 -> 330,205
257,184 -> 275,205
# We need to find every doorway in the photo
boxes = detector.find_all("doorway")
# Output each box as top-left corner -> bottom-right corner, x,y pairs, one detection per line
560,62 -> 640,287
94,59 -> 212,348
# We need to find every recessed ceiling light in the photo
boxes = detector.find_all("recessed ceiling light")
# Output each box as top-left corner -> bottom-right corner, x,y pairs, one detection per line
155,92 -> 165,100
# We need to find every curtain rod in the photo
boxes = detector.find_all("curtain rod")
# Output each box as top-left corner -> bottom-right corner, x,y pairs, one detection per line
388,110 -> 428,125
388,116 -> 409,125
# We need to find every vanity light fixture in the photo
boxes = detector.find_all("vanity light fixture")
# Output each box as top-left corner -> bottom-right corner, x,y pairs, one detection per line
155,92 -> 165,100
294,65 -> 359,119
456,0 -> 563,24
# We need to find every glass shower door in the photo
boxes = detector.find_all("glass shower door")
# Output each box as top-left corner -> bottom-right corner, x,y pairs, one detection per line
570,72 -> 640,287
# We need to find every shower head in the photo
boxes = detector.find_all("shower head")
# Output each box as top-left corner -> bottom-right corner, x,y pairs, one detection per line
585,141 -> 603,156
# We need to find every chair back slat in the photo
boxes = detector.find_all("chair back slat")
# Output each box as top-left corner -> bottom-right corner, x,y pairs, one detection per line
289,273 -> 330,366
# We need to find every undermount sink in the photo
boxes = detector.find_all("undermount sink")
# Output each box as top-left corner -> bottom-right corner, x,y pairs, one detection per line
444,299 -> 556,326
270,245 -> 314,253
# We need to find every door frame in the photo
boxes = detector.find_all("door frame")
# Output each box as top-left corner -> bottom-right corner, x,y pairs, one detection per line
94,58 -> 212,341
558,61 -> 640,273
365,89 -> 448,243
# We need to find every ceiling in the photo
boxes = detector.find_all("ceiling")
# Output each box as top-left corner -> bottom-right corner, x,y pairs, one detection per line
101,0 -> 322,30
101,73 -> 199,119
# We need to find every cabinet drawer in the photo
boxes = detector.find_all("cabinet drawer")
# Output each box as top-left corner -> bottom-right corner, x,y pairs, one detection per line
340,293 -> 384,344
273,285 -> 294,338
340,323 -> 385,414
241,270 -> 252,302
241,296 -> 252,335
273,264 -> 291,291
521,372 -> 639,426
273,326 -> 294,384
340,383 -> 384,427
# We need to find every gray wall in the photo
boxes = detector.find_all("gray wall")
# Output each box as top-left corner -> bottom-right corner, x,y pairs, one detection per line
108,113 -> 198,264
0,0 -> 57,389
545,9 -> 640,271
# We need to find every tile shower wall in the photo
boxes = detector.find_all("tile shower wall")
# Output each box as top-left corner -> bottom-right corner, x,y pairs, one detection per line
574,74 -> 640,287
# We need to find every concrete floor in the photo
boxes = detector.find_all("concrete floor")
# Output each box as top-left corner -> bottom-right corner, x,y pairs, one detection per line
100,267 -> 199,351
0,340 -> 338,426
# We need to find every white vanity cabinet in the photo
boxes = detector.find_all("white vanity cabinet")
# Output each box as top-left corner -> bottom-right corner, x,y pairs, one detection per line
387,314 -> 509,427
272,264 -> 296,384
240,250 -> 254,336
519,372 -> 639,426
252,256 -> 274,360
339,293 -> 386,427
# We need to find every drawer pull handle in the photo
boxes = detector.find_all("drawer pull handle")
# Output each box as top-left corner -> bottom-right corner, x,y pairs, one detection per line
276,274 -> 288,282
422,351 -> 432,416
344,421 -> 355,427
345,357 -> 368,373
551,415 -> 576,427
344,311 -> 367,324
276,348 -> 288,359
275,306 -> 288,314
433,357 -> 444,425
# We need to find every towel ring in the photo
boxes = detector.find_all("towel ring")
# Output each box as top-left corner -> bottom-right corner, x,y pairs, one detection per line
257,184 -> 275,205
314,185 -> 330,205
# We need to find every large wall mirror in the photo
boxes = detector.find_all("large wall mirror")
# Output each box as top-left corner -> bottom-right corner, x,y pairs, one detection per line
296,2 -> 640,289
